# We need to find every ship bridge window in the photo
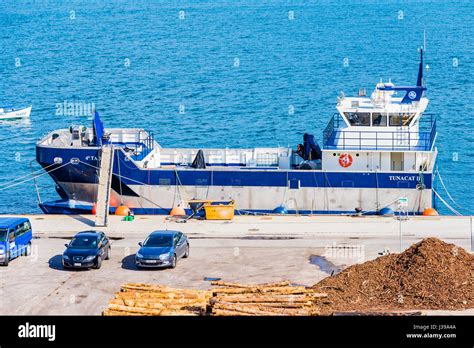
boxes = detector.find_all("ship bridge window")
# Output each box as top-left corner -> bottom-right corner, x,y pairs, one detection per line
389,113 -> 415,127
371,113 -> 387,126
344,112 -> 370,126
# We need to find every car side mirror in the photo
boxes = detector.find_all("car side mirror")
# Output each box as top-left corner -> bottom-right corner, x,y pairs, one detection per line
64,243 -> 68,248
138,242 -> 142,247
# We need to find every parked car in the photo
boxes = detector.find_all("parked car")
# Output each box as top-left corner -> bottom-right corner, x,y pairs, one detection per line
0,217 -> 33,266
135,230 -> 189,269
62,231 -> 111,269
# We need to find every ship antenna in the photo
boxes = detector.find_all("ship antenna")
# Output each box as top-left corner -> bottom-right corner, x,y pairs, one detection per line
417,30 -> 427,87
416,47 -> 423,87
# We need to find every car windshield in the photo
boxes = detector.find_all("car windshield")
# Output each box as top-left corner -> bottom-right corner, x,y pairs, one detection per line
144,235 -> 173,247
0,228 -> 6,243
69,236 -> 98,249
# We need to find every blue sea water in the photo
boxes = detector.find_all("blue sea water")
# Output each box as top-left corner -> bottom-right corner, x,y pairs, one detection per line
0,0 -> 472,214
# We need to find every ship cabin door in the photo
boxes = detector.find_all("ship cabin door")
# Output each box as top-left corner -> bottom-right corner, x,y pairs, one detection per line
391,152 -> 404,171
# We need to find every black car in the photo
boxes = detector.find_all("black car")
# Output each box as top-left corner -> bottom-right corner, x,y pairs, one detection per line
62,231 -> 111,269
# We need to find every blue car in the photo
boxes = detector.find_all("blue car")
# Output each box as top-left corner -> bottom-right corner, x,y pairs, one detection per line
0,217 -> 33,266
62,231 -> 111,269
135,230 -> 189,269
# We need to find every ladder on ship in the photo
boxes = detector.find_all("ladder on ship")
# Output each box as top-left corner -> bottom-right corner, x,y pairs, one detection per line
95,145 -> 114,227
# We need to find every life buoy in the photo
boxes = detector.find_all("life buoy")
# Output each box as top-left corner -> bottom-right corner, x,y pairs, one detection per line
339,153 -> 353,168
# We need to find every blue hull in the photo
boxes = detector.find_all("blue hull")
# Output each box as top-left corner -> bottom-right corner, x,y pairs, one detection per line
36,146 -> 432,190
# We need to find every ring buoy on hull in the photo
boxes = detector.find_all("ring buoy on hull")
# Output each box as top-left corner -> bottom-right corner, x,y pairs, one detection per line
339,153 -> 353,168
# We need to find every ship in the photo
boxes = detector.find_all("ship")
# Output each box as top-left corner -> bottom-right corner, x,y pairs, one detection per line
36,50 -> 437,215
0,105 -> 31,120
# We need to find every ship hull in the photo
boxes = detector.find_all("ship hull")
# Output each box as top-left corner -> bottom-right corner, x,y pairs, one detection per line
36,146 -> 433,215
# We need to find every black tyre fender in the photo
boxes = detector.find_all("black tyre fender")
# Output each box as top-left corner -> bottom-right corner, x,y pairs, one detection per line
105,247 -> 111,260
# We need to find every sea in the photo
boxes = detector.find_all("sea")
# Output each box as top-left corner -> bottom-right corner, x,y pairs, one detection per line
0,0 -> 472,215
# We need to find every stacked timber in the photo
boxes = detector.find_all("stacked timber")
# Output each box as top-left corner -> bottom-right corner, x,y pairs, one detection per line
209,281 -> 325,316
103,283 -> 211,316
103,281 -> 326,316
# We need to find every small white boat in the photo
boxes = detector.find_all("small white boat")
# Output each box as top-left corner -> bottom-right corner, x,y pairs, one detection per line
0,105 -> 32,120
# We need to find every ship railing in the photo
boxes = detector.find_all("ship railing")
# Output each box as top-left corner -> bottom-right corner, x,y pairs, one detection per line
134,130 -> 155,161
323,113 -> 436,151
108,130 -> 155,161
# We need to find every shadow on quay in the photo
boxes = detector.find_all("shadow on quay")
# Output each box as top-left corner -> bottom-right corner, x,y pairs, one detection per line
70,215 -> 96,227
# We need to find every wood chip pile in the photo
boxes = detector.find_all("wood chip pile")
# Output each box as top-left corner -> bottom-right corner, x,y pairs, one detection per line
311,237 -> 474,313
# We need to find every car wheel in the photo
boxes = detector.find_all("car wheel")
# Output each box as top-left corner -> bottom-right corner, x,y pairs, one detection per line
170,254 -> 177,269
105,247 -> 111,260
1,252 -> 9,266
25,243 -> 32,257
183,243 -> 189,258
95,256 -> 102,269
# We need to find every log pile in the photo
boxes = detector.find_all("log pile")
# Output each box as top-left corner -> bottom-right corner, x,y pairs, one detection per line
103,283 -> 211,316
209,281 -> 325,316
103,281 -> 326,316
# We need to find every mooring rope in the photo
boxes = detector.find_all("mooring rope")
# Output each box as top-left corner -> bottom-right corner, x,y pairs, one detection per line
0,162 -> 56,188
78,160 -> 172,211
432,188 -> 463,216
0,162 -> 70,192
360,188 -> 420,216
436,170 -> 465,211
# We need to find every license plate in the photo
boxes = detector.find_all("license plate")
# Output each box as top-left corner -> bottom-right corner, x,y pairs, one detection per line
74,263 -> 81,267
144,260 -> 157,264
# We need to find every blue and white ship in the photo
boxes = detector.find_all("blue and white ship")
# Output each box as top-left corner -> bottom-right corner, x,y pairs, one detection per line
36,50 -> 437,215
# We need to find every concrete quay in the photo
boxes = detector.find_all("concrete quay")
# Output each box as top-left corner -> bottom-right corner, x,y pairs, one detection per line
0,214 -> 472,315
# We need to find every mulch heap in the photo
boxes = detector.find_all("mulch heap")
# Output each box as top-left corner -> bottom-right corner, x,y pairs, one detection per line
312,237 -> 474,313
